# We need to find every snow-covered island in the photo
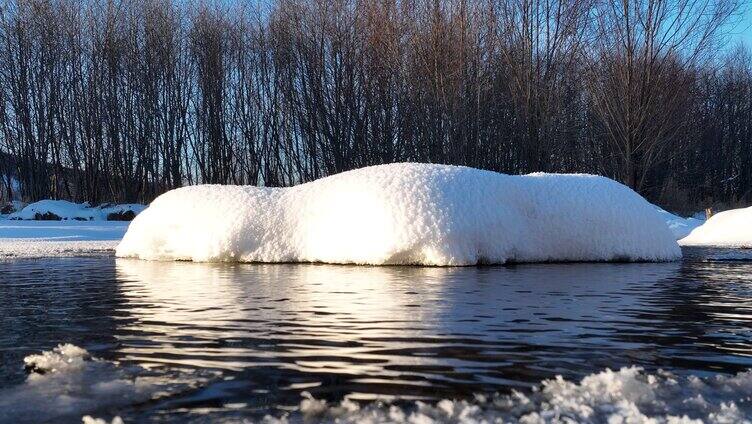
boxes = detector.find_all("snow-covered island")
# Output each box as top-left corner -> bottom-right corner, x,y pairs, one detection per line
116,163 -> 681,265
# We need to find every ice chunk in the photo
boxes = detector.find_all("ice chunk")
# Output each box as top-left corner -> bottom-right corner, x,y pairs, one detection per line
0,344 -> 154,423
680,206 -> 752,248
117,163 -> 681,265
23,343 -> 90,374
0,343 -> 207,423
81,416 -> 124,424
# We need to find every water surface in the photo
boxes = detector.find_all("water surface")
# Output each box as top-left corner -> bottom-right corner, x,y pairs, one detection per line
1,248 -> 752,422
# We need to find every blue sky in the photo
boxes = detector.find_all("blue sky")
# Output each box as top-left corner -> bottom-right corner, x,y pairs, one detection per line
735,7 -> 752,47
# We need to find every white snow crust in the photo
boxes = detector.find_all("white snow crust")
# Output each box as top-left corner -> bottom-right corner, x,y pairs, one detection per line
7,200 -> 145,221
0,239 -> 119,258
117,163 -> 680,265
265,367 -> 752,424
655,207 -> 704,240
680,206 -> 752,248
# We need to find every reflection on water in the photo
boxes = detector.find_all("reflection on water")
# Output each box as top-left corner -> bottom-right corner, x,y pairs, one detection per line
1,248 -> 752,421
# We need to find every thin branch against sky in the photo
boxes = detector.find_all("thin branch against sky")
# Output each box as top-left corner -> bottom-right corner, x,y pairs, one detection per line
734,3 -> 752,46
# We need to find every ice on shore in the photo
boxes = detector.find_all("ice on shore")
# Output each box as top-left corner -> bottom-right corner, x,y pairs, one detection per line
117,163 -> 680,265
680,206 -> 752,248
0,201 -> 142,257
0,221 -> 128,258
0,239 -> 119,258
7,200 -> 145,221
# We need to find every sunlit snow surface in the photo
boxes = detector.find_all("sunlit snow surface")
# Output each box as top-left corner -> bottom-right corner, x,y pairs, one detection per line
117,163 -> 680,265
3,344 -> 752,423
681,206 -> 752,248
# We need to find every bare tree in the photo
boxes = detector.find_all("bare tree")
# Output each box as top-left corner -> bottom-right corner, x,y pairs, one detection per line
585,0 -> 742,193
0,0 -> 748,212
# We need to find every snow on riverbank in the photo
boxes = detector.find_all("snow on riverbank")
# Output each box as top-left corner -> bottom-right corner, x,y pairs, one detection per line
681,206 -> 752,248
5,200 -> 145,221
0,221 -> 129,258
117,163 -> 681,265
0,200 -> 144,258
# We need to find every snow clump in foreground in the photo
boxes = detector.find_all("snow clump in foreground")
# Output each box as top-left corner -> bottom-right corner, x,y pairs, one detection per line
117,163 -> 680,265
264,366 -> 752,423
0,344 -> 154,423
680,206 -> 752,248
0,344 -> 211,424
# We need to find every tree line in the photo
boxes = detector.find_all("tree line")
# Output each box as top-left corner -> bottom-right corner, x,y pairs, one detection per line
0,0 -> 748,212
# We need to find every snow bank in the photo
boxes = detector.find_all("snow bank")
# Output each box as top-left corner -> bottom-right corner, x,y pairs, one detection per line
0,221 -> 129,258
117,163 -> 680,265
8,200 -> 145,221
680,206 -> 752,248
655,206 -> 704,240
264,367 -> 752,423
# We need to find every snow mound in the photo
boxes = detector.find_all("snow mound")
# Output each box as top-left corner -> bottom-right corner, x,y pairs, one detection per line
680,206 -> 752,248
117,163 -> 680,265
264,367 -> 752,423
9,200 -> 145,221
655,207 -> 705,240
